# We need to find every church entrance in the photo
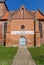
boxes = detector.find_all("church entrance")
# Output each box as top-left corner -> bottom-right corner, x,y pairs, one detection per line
19,36 -> 26,46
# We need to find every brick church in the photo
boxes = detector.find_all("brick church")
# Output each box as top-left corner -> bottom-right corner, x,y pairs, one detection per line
0,0 -> 44,47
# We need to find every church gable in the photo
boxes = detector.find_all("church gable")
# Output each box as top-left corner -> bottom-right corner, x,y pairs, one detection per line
10,5 -> 35,19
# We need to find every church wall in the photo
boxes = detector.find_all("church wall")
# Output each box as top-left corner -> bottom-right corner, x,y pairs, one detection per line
6,19 -> 34,47
35,20 -> 40,47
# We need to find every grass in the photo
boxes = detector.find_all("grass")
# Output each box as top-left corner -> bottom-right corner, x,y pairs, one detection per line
28,45 -> 44,65
0,45 -> 18,65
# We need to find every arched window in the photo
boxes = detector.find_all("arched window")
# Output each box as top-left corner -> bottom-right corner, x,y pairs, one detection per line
39,23 -> 43,38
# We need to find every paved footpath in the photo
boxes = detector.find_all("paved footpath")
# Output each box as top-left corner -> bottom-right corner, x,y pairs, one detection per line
12,47 -> 36,65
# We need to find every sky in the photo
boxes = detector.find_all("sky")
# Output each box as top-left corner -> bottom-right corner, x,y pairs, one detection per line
6,0 -> 44,12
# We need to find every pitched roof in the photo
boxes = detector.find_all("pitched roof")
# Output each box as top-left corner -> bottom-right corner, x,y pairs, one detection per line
37,9 -> 44,19
0,5 -> 44,20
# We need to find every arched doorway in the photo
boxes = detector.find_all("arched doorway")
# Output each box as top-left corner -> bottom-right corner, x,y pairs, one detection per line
19,36 -> 26,46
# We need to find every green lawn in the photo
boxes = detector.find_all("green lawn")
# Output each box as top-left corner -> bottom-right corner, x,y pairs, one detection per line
28,45 -> 44,65
0,45 -> 18,65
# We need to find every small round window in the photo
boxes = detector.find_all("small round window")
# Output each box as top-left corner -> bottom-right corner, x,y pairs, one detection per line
21,25 -> 25,29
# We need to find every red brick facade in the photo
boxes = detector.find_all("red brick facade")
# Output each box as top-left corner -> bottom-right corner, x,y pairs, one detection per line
0,1 -> 44,47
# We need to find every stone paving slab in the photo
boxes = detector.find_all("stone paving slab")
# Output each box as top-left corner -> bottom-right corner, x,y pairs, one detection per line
12,47 -> 36,65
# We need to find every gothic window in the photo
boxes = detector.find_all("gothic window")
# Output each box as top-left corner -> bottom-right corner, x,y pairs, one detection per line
39,23 -> 43,38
